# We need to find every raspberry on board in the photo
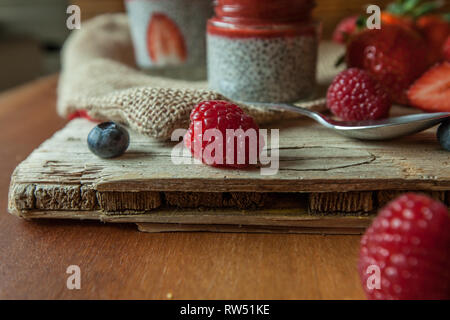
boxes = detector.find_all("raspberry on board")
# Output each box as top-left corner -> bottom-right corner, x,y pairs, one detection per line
326,68 -> 391,121
184,100 -> 263,168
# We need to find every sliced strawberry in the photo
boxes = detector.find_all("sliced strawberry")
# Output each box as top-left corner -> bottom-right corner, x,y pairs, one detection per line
146,13 -> 187,65
407,62 -> 450,112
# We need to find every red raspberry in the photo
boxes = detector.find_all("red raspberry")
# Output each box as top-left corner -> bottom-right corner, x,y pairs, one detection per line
327,68 -> 391,121
184,100 -> 262,168
359,193 -> 450,300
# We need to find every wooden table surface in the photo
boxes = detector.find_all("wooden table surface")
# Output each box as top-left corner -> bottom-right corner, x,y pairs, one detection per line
0,76 -> 365,300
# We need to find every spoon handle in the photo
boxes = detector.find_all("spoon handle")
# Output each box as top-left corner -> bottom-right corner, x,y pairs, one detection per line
246,101 -> 334,128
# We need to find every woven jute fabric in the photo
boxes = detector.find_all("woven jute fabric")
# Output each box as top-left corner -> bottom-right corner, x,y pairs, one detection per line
58,14 -> 343,140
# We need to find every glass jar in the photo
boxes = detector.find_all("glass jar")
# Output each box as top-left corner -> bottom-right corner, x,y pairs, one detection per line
207,0 -> 320,102
126,0 -> 213,80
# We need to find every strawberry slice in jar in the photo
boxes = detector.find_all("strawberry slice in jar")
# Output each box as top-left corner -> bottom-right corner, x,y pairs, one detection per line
126,0 -> 213,80
147,13 -> 187,65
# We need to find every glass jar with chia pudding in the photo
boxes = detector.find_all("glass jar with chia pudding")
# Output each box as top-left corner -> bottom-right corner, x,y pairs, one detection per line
207,0 -> 320,102
125,0 -> 214,80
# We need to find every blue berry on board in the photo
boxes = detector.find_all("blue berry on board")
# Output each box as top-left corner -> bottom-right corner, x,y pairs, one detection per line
437,120 -> 450,151
87,122 -> 130,158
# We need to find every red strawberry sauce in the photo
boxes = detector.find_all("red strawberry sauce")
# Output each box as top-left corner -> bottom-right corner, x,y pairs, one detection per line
207,0 -> 318,38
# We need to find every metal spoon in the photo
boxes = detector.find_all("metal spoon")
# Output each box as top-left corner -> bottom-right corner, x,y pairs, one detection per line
249,102 -> 450,140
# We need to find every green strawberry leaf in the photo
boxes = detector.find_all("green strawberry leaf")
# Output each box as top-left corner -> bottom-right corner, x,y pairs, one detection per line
412,1 -> 444,18
386,0 -> 443,19
387,2 -> 407,15
442,13 -> 450,22
355,15 -> 367,30
403,0 -> 421,12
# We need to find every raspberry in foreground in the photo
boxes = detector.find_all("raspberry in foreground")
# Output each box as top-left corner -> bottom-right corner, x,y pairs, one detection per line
326,68 -> 391,121
359,193 -> 450,300
184,100 -> 262,168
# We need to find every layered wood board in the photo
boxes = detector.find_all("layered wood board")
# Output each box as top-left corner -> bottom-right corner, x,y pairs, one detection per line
8,109 -> 450,234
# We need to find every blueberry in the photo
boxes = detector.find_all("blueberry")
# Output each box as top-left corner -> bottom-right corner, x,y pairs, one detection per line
437,120 -> 450,151
87,122 -> 130,158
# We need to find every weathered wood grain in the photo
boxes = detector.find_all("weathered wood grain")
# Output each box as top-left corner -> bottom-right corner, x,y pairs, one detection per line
97,191 -> 161,214
10,113 -> 450,194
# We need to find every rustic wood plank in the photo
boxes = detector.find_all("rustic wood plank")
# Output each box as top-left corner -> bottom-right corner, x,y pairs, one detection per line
8,108 -> 450,234
8,113 -> 450,198
137,223 -> 367,235
14,208 -> 373,233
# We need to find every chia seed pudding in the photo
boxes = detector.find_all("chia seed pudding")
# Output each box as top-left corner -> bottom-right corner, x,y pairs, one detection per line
207,0 -> 320,103
126,0 -> 213,80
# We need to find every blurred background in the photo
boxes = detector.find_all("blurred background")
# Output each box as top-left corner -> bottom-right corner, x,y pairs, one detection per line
0,0 -> 448,92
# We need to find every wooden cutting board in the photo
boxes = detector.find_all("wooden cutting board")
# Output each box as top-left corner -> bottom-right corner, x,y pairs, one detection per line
8,109 -> 450,234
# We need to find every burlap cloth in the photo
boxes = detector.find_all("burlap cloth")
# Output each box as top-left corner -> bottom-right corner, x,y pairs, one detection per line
58,14 -> 344,140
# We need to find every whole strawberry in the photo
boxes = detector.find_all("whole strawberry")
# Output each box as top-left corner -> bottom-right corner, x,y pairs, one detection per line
380,11 -> 414,30
416,15 -> 450,65
327,68 -> 391,121
443,36 -> 450,62
359,193 -> 450,300
346,25 -> 429,105
184,100 -> 262,168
